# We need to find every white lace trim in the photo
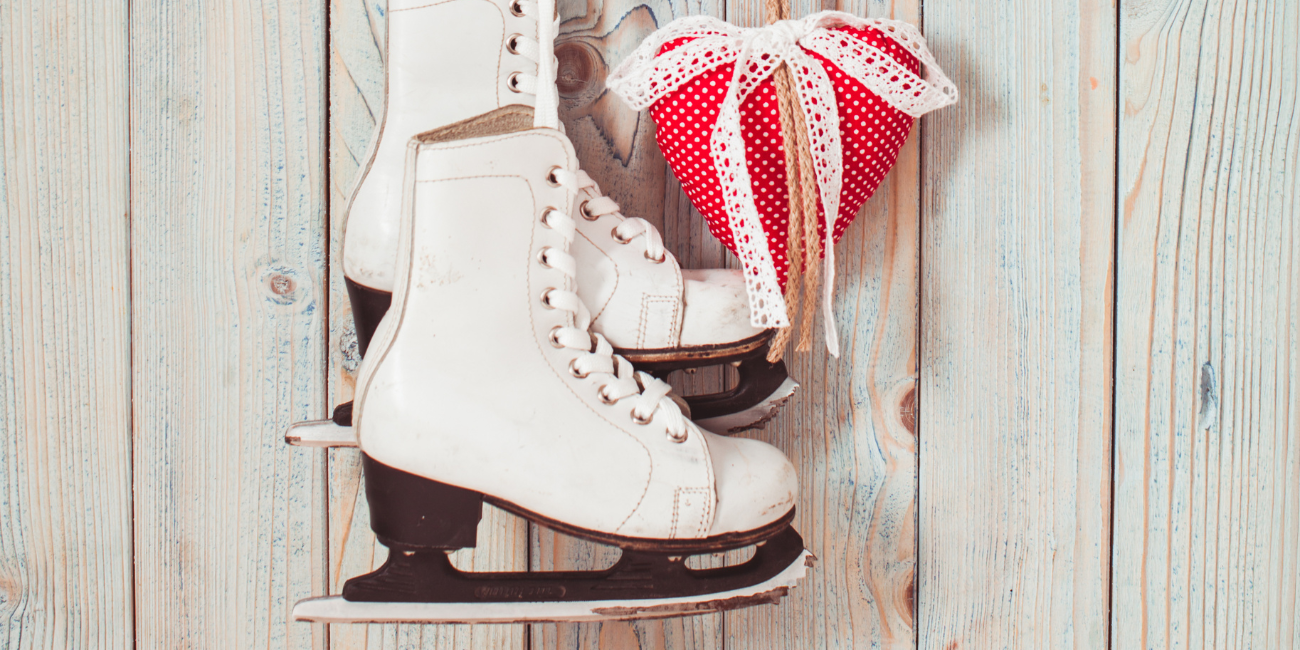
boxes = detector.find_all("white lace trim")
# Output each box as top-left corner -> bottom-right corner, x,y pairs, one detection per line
609,12 -> 957,352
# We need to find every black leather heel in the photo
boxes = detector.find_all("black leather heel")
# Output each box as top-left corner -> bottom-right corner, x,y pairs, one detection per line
361,454 -> 483,551
345,277 -> 393,356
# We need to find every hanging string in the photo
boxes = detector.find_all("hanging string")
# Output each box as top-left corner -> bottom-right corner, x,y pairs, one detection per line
764,0 -> 823,362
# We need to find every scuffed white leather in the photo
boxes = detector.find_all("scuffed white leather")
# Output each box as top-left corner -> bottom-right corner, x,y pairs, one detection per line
678,269 -> 765,347
703,434 -> 798,536
343,0 -> 537,291
354,131 -> 797,539
341,0 -> 775,356
571,219 -> 684,350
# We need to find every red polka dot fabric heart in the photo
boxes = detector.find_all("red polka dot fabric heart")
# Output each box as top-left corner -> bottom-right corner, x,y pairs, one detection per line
610,14 -> 957,336
650,26 -> 918,287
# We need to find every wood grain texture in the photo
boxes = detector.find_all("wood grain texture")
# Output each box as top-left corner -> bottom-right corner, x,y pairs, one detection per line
1112,0 -> 1300,647
130,1 -> 328,648
717,0 -> 924,648
918,0 -> 1116,647
0,2 -> 133,648
325,2 -> 529,647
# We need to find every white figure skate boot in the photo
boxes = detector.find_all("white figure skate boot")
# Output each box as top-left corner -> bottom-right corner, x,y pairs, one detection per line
288,0 -> 796,447
568,171 -> 799,432
291,126 -> 811,624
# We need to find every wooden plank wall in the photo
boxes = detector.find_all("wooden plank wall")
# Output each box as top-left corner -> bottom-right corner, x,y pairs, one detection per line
1112,0 -> 1300,647
130,1 -> 327,649
1,0 -> 1298,648
720,0 -> 923,647
0,2 -> 133,648
918,0 -> 1116,648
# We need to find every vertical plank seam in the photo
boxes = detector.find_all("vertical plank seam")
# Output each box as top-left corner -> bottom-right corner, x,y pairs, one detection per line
914,0 -> 924,647
321,0 -> 333,647
1102,0 -> 1123,642
1105,0 -> 1120,644
127,0 -> 140,647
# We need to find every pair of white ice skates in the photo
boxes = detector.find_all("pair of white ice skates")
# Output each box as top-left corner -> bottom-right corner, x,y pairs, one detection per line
289,0 -> 810,623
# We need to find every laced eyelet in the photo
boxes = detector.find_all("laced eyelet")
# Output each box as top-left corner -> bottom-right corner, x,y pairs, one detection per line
611,227 -> 633,244
509,0 -> 526,16
507,71 -> 523,93
667,429 -> 689,443
540,288 -> 557,308
536,247 -> 553,268
506,33 -> 522,55
631,410 -> 653,425
540,207 -> 559,228
568,358 -> 589,379
546,166 -> 563,187
644,250 -> 666,263
548,327 -> 565,348
597,385 -> 618,405
579,200 -> 599,221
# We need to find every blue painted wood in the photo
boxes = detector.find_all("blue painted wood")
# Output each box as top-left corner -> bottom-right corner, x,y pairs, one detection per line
918,0 -> 1116,647
1113,0 -> 1300,647
0,2 -> 133,648
129,1 -> 328,647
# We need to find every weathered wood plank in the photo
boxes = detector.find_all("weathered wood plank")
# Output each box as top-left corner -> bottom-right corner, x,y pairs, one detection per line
325,1 -> 529,647
918,0 -> 1116,646
1112,0 -> 1300,647
130,1 -> 328,647
716,1 -> 924,648
0,2 -> 133,648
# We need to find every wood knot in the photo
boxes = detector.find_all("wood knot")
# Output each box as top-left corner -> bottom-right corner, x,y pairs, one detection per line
257,264 -> 309,306
0,575 -> 18,605
898,385 -> 917,436
268,274 -> 296,296
556,41 -> 600,97
340,321 -> 360,374
903,574 -> 915,627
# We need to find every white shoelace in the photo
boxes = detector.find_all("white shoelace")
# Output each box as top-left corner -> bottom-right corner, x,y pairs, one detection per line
542,173 -> 692,442
507,11 -> 672,264
505,0 -> 561,129
575,171 -> 667,263
508,8 -> 690,439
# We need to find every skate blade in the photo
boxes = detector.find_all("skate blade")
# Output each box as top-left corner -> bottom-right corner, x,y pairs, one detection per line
291,549 -> 813,624
695,377 -> 799,435
285,419 -> 358,448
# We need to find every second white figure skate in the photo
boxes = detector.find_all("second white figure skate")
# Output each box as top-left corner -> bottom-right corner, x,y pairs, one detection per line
288,0 -> 797,448
291,119 -> 812,623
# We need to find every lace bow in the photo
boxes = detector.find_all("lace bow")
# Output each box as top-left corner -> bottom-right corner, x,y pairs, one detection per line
608,12 -> 957,354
